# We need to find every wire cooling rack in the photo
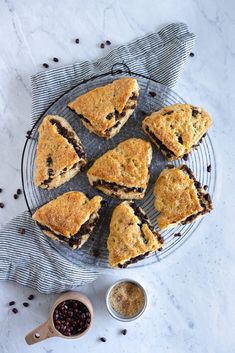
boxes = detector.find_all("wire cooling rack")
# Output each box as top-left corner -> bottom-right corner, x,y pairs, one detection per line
21,65 -> 216,270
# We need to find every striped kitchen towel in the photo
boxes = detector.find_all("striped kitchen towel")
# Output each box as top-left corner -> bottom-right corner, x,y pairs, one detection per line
0,23 -> 195,293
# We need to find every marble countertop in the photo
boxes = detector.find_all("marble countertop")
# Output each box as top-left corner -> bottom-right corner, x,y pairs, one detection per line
0,0 -> 234,352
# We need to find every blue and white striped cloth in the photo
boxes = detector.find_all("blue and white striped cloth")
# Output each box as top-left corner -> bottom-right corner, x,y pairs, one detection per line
0,23 -> 195,293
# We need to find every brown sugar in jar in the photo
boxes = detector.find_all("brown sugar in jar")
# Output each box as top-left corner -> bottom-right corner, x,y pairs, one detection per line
109,281 -> 145,318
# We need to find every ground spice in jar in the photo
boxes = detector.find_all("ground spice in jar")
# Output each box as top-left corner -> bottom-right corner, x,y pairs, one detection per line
109,281 -> 145,317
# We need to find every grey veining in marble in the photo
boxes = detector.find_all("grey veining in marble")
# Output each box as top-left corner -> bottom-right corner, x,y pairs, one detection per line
0,0 -> 234,352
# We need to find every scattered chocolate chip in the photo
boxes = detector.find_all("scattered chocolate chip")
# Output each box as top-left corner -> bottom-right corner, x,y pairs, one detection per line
0,203 -> 4,208
207,165 -> 211,173
28,294 -> 34,300
18,228 -> 25,235
91,249 -> 99,257
100,43 -> 105,49
9,301 -> 15,306
204,194 -> 211,202
166,164 -> 174,169
158,247 -> 163,251
122,329 -> 127,335
183,154 -> 189,161
189,52 -> 195,57
42,63 -> 49,68
23,302 -> 29,307
53,57 -> 59,62
12,308 -> 18,314
204,185 -> 208,190
17,189 -> 22,195
105,40 -> 111,45
26,130 -> 32,139
13,194 -> 18,200
174,233 -> 181,237
100,337 -> 106,342
75,38 -> 80,44
149,91 -> 156,97
0,188 -> 2,193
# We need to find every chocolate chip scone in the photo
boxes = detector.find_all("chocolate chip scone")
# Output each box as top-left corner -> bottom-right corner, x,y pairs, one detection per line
154,165 -> 213,230
68,77 -> 139,139
107,201 -> 163,268
142,104 -> 212,160
32,191 -> 103,249
35,115 -> 87,189
87,138 -> 152,199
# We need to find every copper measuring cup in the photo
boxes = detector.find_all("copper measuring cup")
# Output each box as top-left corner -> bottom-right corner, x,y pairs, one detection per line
25,291 -> 93,345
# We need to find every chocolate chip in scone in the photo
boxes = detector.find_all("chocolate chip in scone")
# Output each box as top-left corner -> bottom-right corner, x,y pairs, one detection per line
100,43 -> 105,49
183,154 -> 189,161
75,38 -> 80,44
120,111 -> 126,117
9,301 -> 15,306
0,203 -> 4,208
105,40 -> 111,45
12,308 -> 18,314
189,52 -> 195,57
46,156 -> 53,167
23,302 -> 29,307
192,109 -> 199,117
17,188 -> 22,195
174,232 -> 182,237
149,91 -> 156,98
204,194 -> 211,202
18,228 -> 26,235
100,337 -> 106,342
195,181 -> 201,189
122,329 -> 127,335
42,63 -> 49,68
53,57 -> 59,62
106,113 -> 114,120
13,194 -> 18,200
178,135 -> 183,144
207,164 -> 211,173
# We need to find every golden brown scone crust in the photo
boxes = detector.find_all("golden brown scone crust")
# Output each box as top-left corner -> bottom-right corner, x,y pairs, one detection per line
143,104 -> 212,160
87,138 -> 152,198
154,166 -> 212,229
35,115 -> 87,189
68,77 -> 139,138
107,201 -> 163,267
32,191 -> 103,238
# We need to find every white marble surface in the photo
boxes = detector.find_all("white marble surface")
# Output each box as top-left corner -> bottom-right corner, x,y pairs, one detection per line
0,0 -> 235,352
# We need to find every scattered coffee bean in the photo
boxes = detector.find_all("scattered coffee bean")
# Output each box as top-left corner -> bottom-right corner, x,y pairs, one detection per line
0,188 -> 2,193
100,43 -> 105,49
91,249 -> 99,257
149,91 -> 156,97
174,233 -> 182,237
106,40 -> 111,45
204,185 -> 208,190
28,294 -> 34,300
100,337 -> 106,342
23,302 -> 29,307
18,228 -> 26,235
183,154 -> 189,161
9,301 -> 15,306
0,203 -> 4,208
17,189 -> 22,195
75,38 -> 80,44
189,52 -> 195,57
122,329 -> 127,335
207,164 -> 211,173
12,308 -> 18,314
53,57 -> 59,62
13,194 -> 18,200
43,63 -> 49,68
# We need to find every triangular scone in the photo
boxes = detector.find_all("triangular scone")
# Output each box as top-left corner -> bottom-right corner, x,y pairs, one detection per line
143,104 -> 212,160
35,115 -> 87,189
32,191 -> 103,249
87,138 -> 152,199
68,77 -> 139,139
107,201 -> 164,267
154,165 -> 213,230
